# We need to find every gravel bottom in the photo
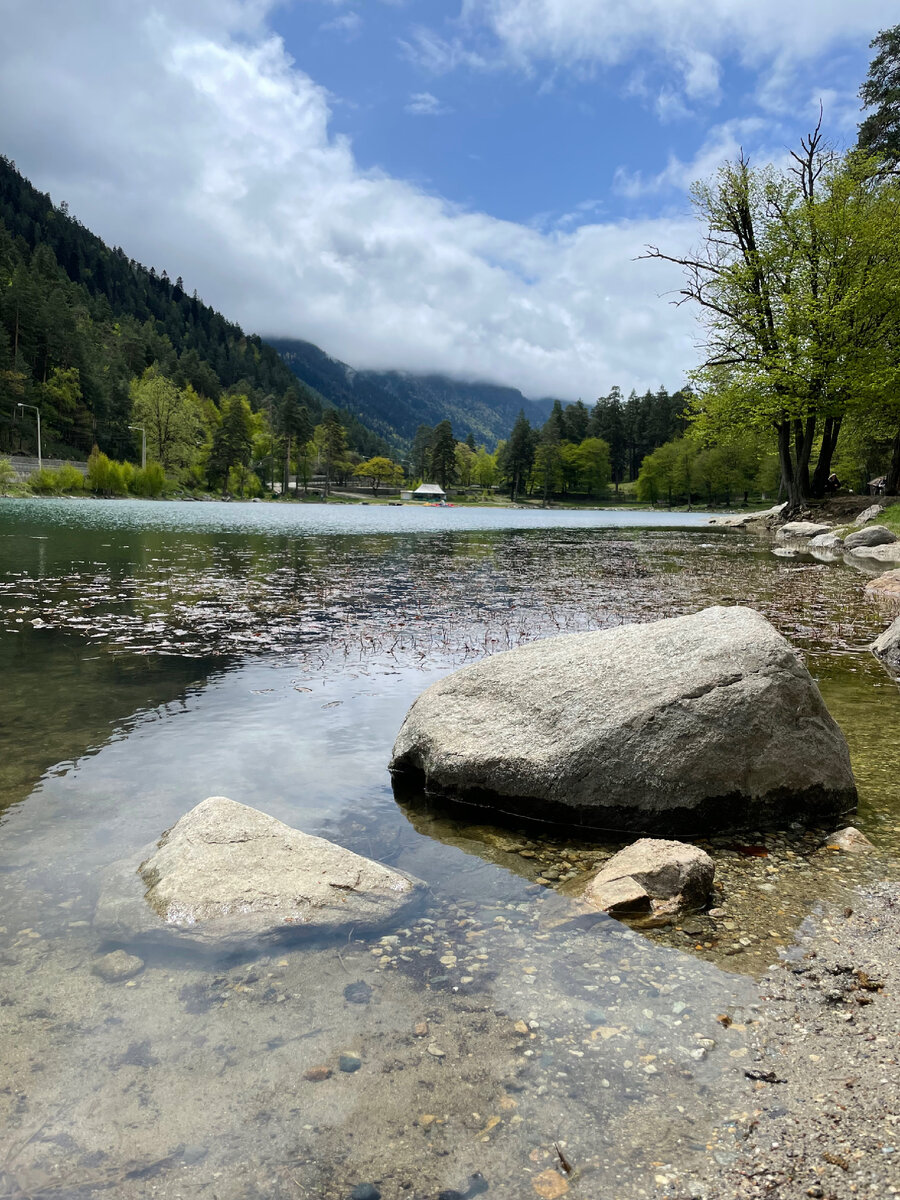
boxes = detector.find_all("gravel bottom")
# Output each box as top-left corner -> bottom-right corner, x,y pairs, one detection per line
680,883 -> 900,1200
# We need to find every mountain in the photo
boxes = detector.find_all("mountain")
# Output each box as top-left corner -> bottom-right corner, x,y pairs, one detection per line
268,337 -> 557,449
0,156 -> 387,459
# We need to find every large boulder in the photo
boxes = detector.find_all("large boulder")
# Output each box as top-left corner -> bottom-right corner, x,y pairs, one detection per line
96,797 -> 426,942
390,606 -> 857,834
843,525 -> 897,550
775,521 -> 831,542
583,839 -> 714,919
871,615 -> 900,674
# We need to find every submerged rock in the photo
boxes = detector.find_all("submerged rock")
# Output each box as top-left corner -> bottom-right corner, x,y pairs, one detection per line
390,606 -> 857,834
824,826 -> 876,854
871,615 -> 900,674
96,797 -> 426,942
843,525 -> 897,550
92,950 -> 144,982
583,838 -> 714,919
775,521 -> 831,541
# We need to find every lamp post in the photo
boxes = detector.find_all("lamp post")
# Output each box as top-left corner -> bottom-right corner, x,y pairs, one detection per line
129,425 -> 146,470
17,403 -> 41,472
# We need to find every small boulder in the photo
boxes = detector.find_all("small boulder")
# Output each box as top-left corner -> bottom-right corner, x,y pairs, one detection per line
824,826 -> 876,854
843,525 -> 897,550
96,797 -> 426,942
808,532 -> 843,550
865,569 -> 900,598
92,950 -> 144,982
775,521 -> 831,542
583,839 -> 714,921
852,504 -> 885,528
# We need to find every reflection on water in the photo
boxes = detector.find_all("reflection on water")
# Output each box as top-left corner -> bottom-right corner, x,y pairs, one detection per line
0,498 -> 899,1198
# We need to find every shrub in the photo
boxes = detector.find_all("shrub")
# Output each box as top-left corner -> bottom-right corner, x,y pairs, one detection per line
56,463 -> 84,492
29,467 -> 62,494
0,457 -> 20,491
131,462 -> 167,497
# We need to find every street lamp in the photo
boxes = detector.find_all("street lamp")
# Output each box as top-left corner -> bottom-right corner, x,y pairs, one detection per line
129,425 -> 146,470
17,403 -> 41,472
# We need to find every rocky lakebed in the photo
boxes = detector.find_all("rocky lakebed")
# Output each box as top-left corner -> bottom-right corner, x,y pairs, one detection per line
1,498 -> 899,1200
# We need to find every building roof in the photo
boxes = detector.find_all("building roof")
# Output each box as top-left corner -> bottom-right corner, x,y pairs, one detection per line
413,483 -> 446,496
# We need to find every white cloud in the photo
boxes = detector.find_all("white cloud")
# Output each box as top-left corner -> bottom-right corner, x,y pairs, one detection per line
405,91 -> 453,116
0,0 -> 703,400
458,0 -> 894,93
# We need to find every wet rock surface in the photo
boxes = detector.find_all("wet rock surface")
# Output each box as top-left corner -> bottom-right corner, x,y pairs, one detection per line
684,885 -> 900,1200
391,606 -> 857,834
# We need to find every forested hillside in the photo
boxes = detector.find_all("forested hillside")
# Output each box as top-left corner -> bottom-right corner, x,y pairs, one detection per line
268,337 -> 554,449
0,156 -> 386,460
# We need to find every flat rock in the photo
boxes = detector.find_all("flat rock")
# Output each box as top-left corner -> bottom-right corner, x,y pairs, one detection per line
390,606 -> 857,834
824,826 -> 876,853
843,525 -> 897,550
865,569 -> 900,598
583,838 -> 713,920
775,521 -> 831,542
852,504 -> 885,527
95,797 -> 426,942
708,504 -> 785,529
871,615 -> 900,673
845,542 -> 900,564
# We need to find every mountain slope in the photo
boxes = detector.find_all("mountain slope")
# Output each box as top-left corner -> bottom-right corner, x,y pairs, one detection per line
269,337 -> 556,449
0,156 -> 387,458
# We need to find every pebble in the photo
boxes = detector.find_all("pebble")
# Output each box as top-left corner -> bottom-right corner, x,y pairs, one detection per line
349,1185 -> 381,1200
426,1044 -> 446,1058
339,1054 -> 362,1073
303,1065 -> 333,1082
414,1021 -> 429,1037
92,950 -> 144,982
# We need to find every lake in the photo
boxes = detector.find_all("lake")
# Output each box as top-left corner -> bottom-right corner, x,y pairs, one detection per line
1,497 -> 898,1200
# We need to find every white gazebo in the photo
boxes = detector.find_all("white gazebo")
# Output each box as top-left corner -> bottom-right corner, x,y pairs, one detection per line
412,483 -> 446,500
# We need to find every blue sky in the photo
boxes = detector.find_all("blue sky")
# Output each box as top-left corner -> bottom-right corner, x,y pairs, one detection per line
0,1 -> 895,399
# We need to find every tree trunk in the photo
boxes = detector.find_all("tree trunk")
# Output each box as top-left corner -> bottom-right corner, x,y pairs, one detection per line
777,421 -> 807,514
810,415 -> 842,497
283,435 -> 291,496
886,425 -> 900,495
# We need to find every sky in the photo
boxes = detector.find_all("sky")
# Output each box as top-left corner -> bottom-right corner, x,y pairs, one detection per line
0,1 -> 894,401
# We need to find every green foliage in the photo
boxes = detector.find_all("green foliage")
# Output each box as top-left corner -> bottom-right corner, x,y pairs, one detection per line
130,367 -> 204,472
27,463 -> 85,494
430,420 -> 457,489
208,395 -> 254,492
0,456 -> 17,491
87,448 -> 127,495
130,461 -> 167,497
353,455 -> 403,494
637,433 -> 774,506
56,462 -> 85,492
858,24 -> 900,160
